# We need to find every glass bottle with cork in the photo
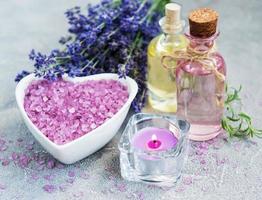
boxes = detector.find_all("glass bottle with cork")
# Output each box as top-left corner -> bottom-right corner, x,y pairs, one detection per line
147,3 -> 187,113
174,8 -> 226,141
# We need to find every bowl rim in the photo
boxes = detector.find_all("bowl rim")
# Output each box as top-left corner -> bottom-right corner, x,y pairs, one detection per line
15,73 -> 138,150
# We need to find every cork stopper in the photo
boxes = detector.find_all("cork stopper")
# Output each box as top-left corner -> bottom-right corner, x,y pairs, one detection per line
159,3 -> 184,34
165,3 -> 181,24
189,8 -> 218,38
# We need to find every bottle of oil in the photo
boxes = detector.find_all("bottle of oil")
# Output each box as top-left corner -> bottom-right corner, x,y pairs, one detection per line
147,3 -> 187,112
176,8 -> 226,141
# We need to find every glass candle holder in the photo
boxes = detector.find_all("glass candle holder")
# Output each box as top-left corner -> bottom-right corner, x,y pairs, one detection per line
118,113 -> 190,186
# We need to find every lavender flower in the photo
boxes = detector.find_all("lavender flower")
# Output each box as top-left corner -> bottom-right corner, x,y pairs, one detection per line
15,70 -> 30,82
16,0 -> 170,111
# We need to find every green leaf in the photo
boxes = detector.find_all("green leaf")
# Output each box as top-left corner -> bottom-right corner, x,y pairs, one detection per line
222,85 -> 261,138
238,85 -> 242,92
226,116 -> 240,122
238,112 -> 251,121
256,129 -> 262,134
221,118 -> 227,130
156,0 -> 171,13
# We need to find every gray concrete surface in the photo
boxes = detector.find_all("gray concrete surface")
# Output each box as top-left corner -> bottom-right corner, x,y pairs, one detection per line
0,0 -> 261,199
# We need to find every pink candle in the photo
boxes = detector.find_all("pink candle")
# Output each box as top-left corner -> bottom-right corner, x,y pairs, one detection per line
131,127 -> 178,151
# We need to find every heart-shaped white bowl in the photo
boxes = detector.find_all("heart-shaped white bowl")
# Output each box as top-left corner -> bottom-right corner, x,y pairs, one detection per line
16,73 -> 138,164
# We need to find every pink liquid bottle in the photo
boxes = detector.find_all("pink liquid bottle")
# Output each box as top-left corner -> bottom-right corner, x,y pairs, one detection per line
175,8 -> 226,141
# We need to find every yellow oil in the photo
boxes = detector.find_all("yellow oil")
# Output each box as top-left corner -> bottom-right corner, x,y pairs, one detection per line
147,34 -> 187,112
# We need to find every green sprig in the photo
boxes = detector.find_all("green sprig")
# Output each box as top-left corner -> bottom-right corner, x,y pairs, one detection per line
222,85 -> 262,138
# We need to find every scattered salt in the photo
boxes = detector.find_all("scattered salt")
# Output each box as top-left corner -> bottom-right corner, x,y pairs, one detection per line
68,170 -> 75,177
2,159 -> 10,166
183,176 -> 193,185
43,184 -> 56,193
0,184 -> 6,190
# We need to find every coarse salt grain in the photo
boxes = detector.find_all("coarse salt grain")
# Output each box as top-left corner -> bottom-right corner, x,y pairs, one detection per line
24,79 -> 129,145
68,170 -> 75,177
68,107 -> 76,114
0,184 -> 6,190
43,184 -> 56,193
2,159 -> 10,166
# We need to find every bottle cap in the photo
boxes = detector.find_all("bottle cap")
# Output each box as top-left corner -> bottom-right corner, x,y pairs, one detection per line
188,8 -> 218,38
165,3 -> 181,24
159,3 -> 185,34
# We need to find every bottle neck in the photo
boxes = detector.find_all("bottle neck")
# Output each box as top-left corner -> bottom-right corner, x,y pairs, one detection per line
163,32 -> 182,42
158,17 -> 185,49
186,32 -> 219,53
159,16 -> 185,36
157,32 -> 185,50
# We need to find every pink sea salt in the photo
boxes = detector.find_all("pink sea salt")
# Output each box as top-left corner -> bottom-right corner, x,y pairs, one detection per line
2,159 -> 10,166
46,159 -> 55,169
43,184 -> 56,193
183,176 -> 193,185
0,184 -> 6,190
68,170 -> 75,177
24,79 -> 129,145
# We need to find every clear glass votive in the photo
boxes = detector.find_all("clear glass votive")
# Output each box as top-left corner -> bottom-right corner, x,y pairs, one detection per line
118,113 -> 190,186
